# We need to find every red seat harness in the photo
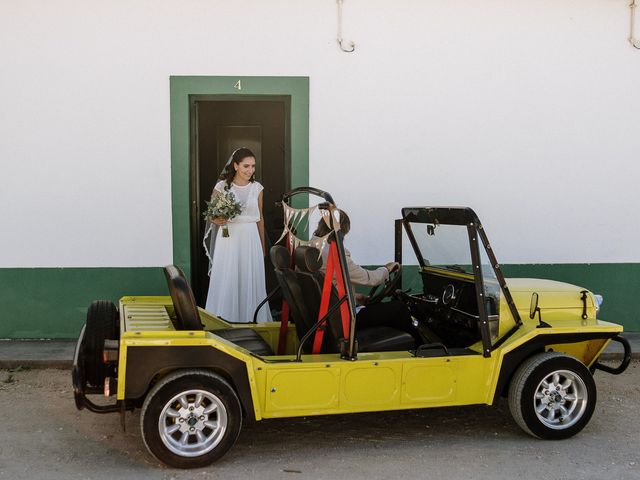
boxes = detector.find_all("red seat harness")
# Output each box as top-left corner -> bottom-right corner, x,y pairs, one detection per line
312,241 -> 351,354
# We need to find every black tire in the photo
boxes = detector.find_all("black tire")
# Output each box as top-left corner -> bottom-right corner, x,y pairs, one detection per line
84,300 -> 119,387
141,370 -> 242,469
508,352 -> 596,439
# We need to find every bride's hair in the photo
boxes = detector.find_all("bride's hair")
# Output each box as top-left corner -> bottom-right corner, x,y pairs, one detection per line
313,209 -> 351,242
219,147 -> 256,190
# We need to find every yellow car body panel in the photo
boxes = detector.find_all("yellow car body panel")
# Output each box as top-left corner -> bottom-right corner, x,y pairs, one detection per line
507,278 -> 598,322
250,351 -> 495,418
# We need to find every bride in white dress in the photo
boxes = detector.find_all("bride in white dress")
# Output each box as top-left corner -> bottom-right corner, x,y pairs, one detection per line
204,148 -> 272,323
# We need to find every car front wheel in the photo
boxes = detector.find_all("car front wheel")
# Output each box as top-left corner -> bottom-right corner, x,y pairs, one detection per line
508,352 -> 596,439
141,370 -> 242,468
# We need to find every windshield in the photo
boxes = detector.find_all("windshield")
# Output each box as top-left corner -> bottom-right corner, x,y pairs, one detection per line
408,223 -> 473,274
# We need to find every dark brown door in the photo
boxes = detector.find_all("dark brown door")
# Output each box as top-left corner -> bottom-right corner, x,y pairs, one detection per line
190,97 -> 290,308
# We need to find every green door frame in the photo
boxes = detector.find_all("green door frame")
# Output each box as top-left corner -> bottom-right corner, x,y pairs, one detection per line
170,76 -> 309,279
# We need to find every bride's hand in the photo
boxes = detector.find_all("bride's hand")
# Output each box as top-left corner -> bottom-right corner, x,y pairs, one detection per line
210,217 -> 227,226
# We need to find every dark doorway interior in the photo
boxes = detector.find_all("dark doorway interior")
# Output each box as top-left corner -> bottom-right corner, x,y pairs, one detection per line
190,97 -> 290,309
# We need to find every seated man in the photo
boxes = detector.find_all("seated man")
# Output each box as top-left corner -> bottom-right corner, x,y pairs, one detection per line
311,209 -> 421,343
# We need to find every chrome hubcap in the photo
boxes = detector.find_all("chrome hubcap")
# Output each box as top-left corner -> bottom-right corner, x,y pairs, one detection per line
159,389 -> 227,457
534,370 -> 587,430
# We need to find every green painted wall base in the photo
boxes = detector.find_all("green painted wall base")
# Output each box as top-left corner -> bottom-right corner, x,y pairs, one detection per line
0,262 -> 638,338
0,268 -> 167,338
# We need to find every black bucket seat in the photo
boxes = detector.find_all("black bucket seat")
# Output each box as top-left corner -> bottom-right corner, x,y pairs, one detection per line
292,246 -> 416,353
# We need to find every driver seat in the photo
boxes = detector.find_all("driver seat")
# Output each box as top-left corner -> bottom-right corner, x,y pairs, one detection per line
293,246 -> 416,353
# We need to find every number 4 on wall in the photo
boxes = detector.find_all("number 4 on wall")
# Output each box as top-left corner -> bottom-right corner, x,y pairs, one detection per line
234,80 -> 242,90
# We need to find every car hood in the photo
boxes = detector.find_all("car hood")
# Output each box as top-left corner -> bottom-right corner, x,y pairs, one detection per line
505,278 -> 594,311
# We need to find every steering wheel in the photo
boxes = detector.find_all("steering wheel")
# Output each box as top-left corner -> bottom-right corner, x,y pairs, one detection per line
367,265 -> 403,304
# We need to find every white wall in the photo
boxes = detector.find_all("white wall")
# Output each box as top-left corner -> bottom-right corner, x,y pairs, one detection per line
1,0 -> 638,267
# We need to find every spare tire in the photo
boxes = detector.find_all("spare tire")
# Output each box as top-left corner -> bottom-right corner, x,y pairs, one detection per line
84,300 -> 119,387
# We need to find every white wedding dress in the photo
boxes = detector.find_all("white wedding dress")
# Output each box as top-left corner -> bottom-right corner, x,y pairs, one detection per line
205,180 -> 272,323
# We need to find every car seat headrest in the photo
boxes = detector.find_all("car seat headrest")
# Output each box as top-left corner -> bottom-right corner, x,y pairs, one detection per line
294,246 -> 322,273
162,265 -> 203,331
270,245 -> 291,270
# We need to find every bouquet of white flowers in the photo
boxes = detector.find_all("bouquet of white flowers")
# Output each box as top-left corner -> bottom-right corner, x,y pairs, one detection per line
203,191 -> 243,237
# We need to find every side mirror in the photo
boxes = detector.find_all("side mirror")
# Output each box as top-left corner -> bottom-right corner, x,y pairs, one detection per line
529,292 -> 539,320
530,292 -> 550,328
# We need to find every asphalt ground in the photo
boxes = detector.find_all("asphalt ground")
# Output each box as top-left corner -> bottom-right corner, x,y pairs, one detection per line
0,363 -> 638,480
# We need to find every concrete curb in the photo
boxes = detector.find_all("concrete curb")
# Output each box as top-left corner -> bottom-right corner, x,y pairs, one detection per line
596,352 -> 640,361
0,360 -> 72,370
1,336 -> 638,370
0,340 -> 75,370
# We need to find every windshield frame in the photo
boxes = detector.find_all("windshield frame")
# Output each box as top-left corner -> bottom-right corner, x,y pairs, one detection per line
401,207 -> 522,355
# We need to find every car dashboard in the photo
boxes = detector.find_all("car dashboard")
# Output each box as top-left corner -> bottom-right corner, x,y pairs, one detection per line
403,267 -> 484,348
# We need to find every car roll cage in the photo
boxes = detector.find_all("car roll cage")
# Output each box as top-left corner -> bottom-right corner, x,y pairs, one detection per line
262,194 -> 629,363
260,194 -> 526,359
274,186 -> 360,360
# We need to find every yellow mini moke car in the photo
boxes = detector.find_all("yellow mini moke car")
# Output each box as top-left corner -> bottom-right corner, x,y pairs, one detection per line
73,187 -> 631,469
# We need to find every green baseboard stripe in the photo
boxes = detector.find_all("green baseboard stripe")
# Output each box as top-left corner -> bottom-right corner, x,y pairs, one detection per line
0,268 -> 167,338
399,263 -> 640,331
0,263 -> 638,338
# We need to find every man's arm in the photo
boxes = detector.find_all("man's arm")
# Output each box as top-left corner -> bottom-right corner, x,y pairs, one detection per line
343,249 -> 389,287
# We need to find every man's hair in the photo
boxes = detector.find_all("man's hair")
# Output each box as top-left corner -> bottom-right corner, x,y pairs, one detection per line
313,209 -> 350,241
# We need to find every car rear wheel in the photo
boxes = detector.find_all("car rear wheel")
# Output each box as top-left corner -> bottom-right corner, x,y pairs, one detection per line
84,300 -> 119,387
508,352 -> 596,439
141,370 -> 242,469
